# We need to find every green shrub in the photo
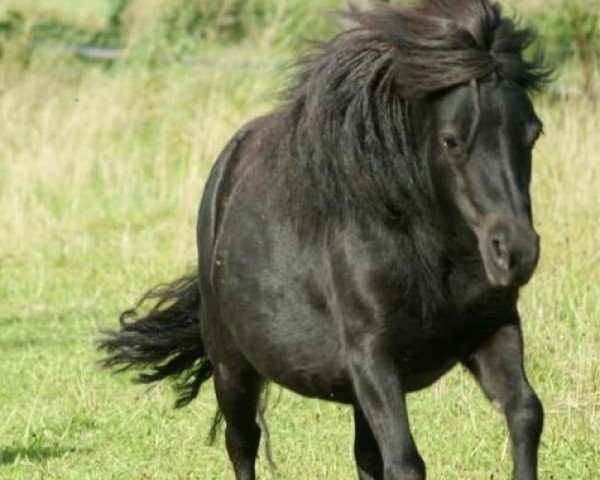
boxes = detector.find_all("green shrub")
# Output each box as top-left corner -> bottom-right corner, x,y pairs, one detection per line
530,0 -> 598,60
529,0 -> 598,95
119,0 -> 341,61
0,0 -> 597,88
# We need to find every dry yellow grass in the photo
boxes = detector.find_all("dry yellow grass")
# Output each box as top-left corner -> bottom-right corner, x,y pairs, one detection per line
0,5 -> 598,477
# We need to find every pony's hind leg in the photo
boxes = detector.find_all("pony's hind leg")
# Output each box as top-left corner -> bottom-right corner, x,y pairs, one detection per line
353,406 -> 383,480
213,352 -> 263,480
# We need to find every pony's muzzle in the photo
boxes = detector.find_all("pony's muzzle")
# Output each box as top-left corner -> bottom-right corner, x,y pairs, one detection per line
481,219 -> 539,288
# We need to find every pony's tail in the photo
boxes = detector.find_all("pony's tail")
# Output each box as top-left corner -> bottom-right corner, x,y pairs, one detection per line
98,273 -> 211,408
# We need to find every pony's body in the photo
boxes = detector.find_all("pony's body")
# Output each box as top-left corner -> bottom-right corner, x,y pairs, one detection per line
200,113 -> 502,403
101,2 -> 549,479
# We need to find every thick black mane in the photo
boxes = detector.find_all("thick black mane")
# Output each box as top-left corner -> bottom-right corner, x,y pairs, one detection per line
276,0 -> 548,235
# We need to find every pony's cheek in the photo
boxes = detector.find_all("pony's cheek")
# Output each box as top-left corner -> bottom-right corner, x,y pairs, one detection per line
449,170 -> 483,230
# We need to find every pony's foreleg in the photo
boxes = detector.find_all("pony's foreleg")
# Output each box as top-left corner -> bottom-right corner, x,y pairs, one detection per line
462,322 -> 543,480
348,338 -> 425,480
353,406 -> 383,480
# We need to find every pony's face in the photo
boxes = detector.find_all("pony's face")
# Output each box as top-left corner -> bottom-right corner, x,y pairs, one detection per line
427,79 -> 542,288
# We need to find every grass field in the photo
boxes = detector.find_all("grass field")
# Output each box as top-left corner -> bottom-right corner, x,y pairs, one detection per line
1,1 -> 599,479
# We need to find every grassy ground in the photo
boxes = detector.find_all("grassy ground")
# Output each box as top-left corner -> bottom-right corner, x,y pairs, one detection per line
1,2 -> 599,479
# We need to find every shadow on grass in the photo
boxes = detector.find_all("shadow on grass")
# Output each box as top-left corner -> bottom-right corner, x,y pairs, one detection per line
0,444 -> 79,466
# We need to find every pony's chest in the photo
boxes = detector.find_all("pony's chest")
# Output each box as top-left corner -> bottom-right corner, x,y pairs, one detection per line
395,285 -> 513,390
404,356 -> 458,392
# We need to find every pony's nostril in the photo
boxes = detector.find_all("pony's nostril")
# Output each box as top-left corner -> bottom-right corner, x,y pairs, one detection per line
484,223 -> 538,287
490,236 -> 510,271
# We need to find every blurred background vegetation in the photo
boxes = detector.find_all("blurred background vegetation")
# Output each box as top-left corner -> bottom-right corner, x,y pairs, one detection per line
0,0 -> 598,95
0,2 -> 597,479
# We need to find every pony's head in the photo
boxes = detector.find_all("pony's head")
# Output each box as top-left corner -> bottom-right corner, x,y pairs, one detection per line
424,78 -> 542,287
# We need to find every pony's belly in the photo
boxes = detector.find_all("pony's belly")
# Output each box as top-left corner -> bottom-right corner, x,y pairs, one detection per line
261,359 -> 355,404
219,292 -> 355,402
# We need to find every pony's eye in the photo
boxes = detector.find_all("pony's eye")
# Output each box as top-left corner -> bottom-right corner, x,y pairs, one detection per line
441,134 -> 459,152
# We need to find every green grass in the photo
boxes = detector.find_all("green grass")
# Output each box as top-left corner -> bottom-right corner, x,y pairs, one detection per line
1,2 -> 599,479
0,0 -> 110,21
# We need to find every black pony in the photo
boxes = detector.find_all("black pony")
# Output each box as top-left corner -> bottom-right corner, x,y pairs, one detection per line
100,1 -> 550,479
